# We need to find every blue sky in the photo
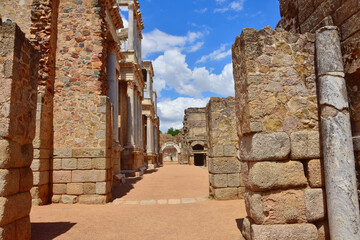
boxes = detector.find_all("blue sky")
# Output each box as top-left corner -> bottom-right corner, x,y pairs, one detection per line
122,0 -> 281,132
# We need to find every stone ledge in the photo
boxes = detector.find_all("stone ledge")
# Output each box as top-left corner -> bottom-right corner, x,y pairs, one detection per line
251,223 -> 318,240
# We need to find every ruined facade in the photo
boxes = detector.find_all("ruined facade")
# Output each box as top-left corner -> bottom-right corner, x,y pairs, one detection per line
160,134 -> 181,163
0,0 -> 160,206
206,97 -> 244,200
180,108 -> 208,166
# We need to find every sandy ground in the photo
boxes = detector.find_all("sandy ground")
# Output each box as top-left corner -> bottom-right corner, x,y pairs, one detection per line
30,163 -> 247,240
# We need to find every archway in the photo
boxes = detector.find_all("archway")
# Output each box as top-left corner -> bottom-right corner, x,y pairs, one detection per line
192,144 -> 205,166
160,142 -> 181,163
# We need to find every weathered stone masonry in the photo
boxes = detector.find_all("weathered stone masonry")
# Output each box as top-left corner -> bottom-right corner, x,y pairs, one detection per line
0,22 -> 39,240
206,97 -> 244,200
233,27 -> 327,239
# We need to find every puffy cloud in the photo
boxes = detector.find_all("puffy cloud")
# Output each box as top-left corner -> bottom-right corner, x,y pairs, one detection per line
142,29 -> 205,58
153,49 -> 234,97
214,0 -> 245,13
194,8 -> 208,13
196,44 -> 231,63
158,97 -> 209,132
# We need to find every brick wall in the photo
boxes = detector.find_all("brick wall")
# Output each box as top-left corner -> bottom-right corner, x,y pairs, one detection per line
232,26 -> 327,239
206,97 -> 244,200
0,22 -> 39,239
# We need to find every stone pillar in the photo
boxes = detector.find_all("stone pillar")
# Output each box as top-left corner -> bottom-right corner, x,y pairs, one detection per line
316,26 -> 360,239
127,82 -> 135,145
128,3 -> 134,51
107,48 -> 118,142
0,22 -> 39,240
146,116 -> 153,154
146,70 -> 151,96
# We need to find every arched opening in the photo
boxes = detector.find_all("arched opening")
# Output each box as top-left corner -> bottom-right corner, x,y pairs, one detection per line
192,144 -> 205,166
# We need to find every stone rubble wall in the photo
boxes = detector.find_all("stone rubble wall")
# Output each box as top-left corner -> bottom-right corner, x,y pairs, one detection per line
206,97 -> 244,200
277,0 -> 360,216
232,26 -> 327,239
52,0 -> 113,204
0,22 -> 39,239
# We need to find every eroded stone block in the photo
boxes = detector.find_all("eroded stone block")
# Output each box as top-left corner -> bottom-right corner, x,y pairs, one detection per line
290,131 -> 320,159
305,188 -> 326,222
307,159 -> 324,187
251,223 -> 318,240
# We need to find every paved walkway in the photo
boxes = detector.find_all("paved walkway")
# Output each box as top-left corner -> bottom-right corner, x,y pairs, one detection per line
30,163 -> 247,240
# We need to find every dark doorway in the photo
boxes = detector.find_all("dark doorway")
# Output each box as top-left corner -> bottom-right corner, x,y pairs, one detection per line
194,153 -> 205,166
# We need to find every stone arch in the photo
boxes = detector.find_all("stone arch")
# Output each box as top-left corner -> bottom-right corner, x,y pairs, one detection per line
190,141 -> 205,148
160,142 -> 180,153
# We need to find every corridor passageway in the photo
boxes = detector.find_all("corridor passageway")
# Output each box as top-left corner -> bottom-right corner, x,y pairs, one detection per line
31,163 -> 247,240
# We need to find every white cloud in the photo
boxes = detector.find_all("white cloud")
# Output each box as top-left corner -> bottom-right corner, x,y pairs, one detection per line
194,8 -> 208,13
196,44 -> 231,63
214,0 -> 245,13
119,6 -> 128,12
119,11 -> 128,28
153,49 -> 234,97
158,97 -> 209,132
142,29 -> 205,58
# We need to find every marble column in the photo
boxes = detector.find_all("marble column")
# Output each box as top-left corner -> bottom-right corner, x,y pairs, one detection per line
107,48 -> 118,141
126,82 -> 135,145
128,3 -> 134,51
146,70 -> 151,98
146,115 -> 152,154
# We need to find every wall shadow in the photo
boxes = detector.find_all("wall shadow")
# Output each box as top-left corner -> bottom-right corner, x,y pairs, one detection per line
236,218 -> 244,232
111,169 -> 158,200
31,222 -> 76,240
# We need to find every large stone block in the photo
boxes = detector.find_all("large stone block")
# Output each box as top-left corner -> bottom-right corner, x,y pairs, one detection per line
62,158 -> 77,170
53,184 -> 66,195
245,189 -> 307,224
61,195 -> 78,204
242,217 -> 253,240
52,171 -> 71,183
251,223 -> 318,240
67,183 -> 84,195
0,169 -> 19,197
96,181 -> 111,194
83,183 -> 96,194
0,192 -> 31,226
307,159 -> 324,188
290,131 -> 320,159
0,216 -> 30,240
78,158 -> 92,170
0,140 -> 33,168
213,174 -> 227,188
92,158 -> 110,170
305,188 -> 326,222
228,173 -> 241,187
208,157 -> 240,174
240,132 -> 290,161
72,170 -> 107,182
214,188 -> 238,200
247,161 -> 307,191
72,148 -> 106,158
19,168 -> 33,192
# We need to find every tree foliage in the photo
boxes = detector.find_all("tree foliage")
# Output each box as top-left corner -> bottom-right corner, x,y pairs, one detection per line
167,127 -> 180,136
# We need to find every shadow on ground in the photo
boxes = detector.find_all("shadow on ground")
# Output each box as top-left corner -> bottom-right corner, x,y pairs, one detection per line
31,222 -> 76,240
111,169 -> 159,201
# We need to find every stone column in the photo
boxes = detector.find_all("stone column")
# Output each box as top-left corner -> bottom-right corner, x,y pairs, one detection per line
316,26 -> 360,239
128,3 -> 134,51
107,47 -> 119,142
146,70 -> 151,98
146,116 -> 153,154
126,82 -> 135,145
0,22 -> 39,239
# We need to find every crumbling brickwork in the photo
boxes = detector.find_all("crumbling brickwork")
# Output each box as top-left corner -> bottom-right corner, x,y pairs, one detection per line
206,97 -> 244,200
233,26 -> 327,239
0,22 -> 39,239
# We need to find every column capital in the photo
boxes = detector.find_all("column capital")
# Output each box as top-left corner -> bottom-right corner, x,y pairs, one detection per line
126,81 -> 135,88
128,2 -> 135,9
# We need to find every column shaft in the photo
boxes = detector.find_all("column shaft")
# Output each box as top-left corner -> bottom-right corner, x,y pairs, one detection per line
107,52 -> 118,141
126,82 -> 135,145
128,3 -> 134,50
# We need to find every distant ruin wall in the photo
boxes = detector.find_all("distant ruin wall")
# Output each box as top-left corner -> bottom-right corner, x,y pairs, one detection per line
206,97 -> 244,200
0,22 -> 39,239
233,26 -> 327,239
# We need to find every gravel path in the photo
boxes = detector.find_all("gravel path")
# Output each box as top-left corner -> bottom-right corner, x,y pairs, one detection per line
31,163 -> 246,240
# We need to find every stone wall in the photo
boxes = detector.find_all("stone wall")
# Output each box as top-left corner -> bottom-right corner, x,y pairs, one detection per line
277,0 -> 360,219
52,0 -> 113,204
181,108 -> 207,165
0,22 -> 39,239
206,97 -> 244,200
233,26 -> 327,239
0,0 -> 60,205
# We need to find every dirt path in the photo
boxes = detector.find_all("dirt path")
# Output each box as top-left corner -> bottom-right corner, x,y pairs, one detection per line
31,163 -> 247,240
